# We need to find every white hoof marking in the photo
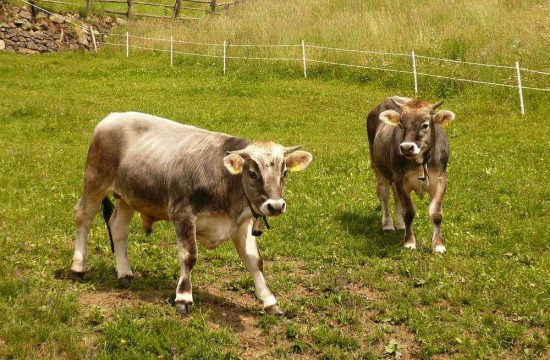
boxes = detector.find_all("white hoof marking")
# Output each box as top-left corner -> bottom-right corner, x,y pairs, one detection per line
403,242 -> 417,250
433,245 -> 447,254
262,295 -> 277,308
175,292 -> 193,303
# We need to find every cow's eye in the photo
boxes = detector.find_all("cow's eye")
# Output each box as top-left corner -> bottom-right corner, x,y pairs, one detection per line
282,169 -> 288,178
249,171 -> 258,179
398,123 -> 403,130
421,123 -> 429,130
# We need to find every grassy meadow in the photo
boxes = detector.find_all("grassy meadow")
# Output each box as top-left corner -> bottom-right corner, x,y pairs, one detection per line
1,0 -> 550,359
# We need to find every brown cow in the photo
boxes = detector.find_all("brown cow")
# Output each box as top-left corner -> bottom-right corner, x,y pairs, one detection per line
70,112 -> 312,314
366,97 -> 456,253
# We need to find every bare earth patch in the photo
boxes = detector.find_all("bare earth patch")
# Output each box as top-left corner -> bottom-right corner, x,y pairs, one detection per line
199,284 -> 275,359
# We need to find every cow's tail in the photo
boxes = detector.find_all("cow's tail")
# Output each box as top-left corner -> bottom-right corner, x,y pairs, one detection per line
101,197 -> 115,253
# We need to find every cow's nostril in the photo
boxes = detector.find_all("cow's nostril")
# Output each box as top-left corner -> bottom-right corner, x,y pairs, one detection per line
267,203 -> 275,212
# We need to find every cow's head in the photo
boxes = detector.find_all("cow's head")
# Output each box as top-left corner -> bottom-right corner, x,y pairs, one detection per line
223,142 -> 312,217
379,99 -> 455,163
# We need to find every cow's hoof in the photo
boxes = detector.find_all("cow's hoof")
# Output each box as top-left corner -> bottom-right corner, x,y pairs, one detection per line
395,223 -> 406,231
264,304 -> 284,316
118,275 -> 133,289
382,224 -> 396,232
69,270 -> 86,282
403,242 -> 417,250
175,301 -> 193,315
433,245 -> 446,254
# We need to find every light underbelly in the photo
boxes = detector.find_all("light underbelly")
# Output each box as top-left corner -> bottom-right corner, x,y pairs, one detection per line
195,213 -> 237,249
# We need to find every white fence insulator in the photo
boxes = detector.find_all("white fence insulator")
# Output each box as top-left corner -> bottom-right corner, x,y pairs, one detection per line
223,40 -> 227,75
412,50 -> 418,95
516,61 -> 525,116
302,40 -> 307,78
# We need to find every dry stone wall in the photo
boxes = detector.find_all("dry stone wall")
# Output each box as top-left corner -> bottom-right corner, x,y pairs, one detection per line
0,2 -> 118,54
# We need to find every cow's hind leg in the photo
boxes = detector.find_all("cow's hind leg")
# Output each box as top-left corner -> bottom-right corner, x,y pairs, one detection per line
375,170 -> 394,231
429,175 -> 447,253
232,221 -> 282,315
71,194 -> 103,278
172,214 -> 198,315
109,199 -> 135,287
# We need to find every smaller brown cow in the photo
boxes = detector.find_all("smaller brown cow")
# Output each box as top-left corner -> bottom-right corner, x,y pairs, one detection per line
366,97 -> 456,253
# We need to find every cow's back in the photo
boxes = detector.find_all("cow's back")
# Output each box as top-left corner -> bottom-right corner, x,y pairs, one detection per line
86,112 -> 249,217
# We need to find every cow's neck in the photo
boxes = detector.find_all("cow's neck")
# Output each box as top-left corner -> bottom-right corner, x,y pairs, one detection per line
242,188 -> 270,237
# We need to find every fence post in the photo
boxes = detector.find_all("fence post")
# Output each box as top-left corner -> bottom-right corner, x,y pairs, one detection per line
301,40 -> 307,78
173,0 -> 181,19
223,40 -> 227,75
209,0 -> 216,14
515,61 -> 525,115
29,0 -> 36,22
86,0 -> 93,13
411,50 -> 418,95
126,31 -> 129,58
170,36 -> 173,66
90,25 -> 97,52
127,0 -> 133,18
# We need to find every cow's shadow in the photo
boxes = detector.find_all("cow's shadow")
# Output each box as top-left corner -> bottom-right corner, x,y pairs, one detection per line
337,208 -> 403,257
54,269 -> 256,332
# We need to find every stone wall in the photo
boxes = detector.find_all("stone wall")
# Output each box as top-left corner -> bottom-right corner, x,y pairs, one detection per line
0,2 -> 119,54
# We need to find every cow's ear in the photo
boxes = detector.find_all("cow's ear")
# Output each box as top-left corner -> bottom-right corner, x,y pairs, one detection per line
433,110 -> 455,128
285,150 -> 313,172
223,153 -> 245,175
379,110 -> 401,126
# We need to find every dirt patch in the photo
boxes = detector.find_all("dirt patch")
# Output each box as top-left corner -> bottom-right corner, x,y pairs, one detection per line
78,290 -> 153,318
199,284 -> 275,359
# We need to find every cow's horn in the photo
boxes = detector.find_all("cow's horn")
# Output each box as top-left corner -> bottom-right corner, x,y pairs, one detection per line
226,149 -> 247,155
391,97 -> 408,109
432,100 -> 444,110
284,145 -> 302,155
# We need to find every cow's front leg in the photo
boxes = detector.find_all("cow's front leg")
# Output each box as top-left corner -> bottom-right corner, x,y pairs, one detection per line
375,170 -> 395,231
392,183 -> 406,231
396,181 -> 416,249
173,216 -> 198,315
429,175 -> 447,253
233,221 -> 283,315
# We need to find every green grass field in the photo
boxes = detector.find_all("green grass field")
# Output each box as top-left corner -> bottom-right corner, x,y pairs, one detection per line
0,47 -> 548,359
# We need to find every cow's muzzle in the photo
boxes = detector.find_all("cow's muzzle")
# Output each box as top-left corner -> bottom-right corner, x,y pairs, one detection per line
260,199 -> 286,216
399,142 -> 420,158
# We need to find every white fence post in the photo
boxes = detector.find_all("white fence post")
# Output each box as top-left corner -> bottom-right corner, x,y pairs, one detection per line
411,50 -> 418,95
223,40 -> 227,75
515,61 -> 525,115
170,36 -> 173,66
90,25 -> 97,53
301,40 -> 307,78
126,31 -> 129,58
